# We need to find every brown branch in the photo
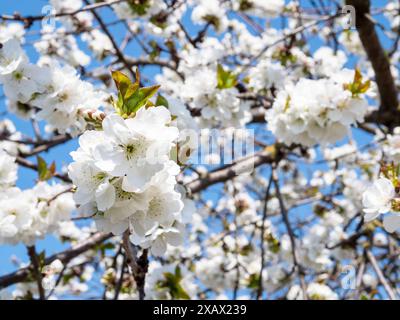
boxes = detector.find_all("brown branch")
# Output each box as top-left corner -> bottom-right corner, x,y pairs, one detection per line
15,156 -> 72,183
256,174 -> 273,300
0,232 -> 113,289
83,0 -> 136,79
272,166 -> 307,299
366,249 -> 397,300
122,230 -> 148,300
19,134 -> 72,157
185,149 -> 277,194
26,245 -> 45,300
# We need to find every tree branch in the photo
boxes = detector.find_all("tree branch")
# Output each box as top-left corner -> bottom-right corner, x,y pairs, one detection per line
185,149 -> 277,194
366,249 -> 397,300
26,245 -> 45,300
122,230 -> 148,300
0,232 -> 113,289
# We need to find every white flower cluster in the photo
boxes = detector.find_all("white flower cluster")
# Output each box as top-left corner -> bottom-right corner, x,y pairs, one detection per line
232,0 -> 284,17
34,25 -> 91,67
191,0 -> 228,32
81,30 -> 114,61
0,149 -> 18,189
287,282 -> 338,300
384,127 -> 400,162
248,59 -> 286,92
0,23 -> 25,43
145,262 -> 197,299
108,0 -> 167,20
180,67 -> 251,128
156,38 -> 252,129
362,177 -> 400,233
0,38 -> 106,135
0,182 -> 74,245
266,70 -> 370,147
68,106 -> 188,256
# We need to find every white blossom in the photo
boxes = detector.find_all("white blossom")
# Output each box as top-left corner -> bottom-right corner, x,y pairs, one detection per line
362,177 -> 395,222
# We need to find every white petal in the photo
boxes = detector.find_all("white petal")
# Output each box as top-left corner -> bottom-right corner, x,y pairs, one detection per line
165,231 -> 183,246
151,237 -> 167,256
95,182 -> 115,211
364,210 -> 380,222
375,178 -> 395,199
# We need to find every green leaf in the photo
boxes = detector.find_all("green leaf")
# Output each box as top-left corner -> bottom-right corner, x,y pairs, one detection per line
266,234 -> 280,254
125,85 -> 161,114
111,69 -> 161,117
156,266 -> 190,300
343,68 -> 371,97
155,94 -> 169,107
111,70 -> 134,100
247,273 -> 260,289
149,40 -> 162,59
37,156 -> 55,181
239,0 -> 253,11
216,64 -> 238,90
127,0 -> 151,16
175,266 -> 183,281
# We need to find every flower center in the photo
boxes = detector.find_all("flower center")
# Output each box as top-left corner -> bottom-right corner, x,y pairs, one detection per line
57,92 -> 69,103
123,137 -> 147,161
13,71 -> 23,80
94,172 -> 107,181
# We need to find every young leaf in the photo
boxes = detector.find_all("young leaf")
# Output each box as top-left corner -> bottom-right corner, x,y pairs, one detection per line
37,156 -> 54,181
156,267 -> 190,300
216,64 -> 238,90
155,94 -> 169,107
37,156 -> 56,181
111,70 -> 132,99
127,0 -> 151,16
125,85 -> 161,114
343,68 -> 371,97
111,69 -> 161,117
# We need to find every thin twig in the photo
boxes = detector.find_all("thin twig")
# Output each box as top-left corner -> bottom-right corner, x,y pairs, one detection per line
256,173 -> 273,300
27,245 -> 45,300
366,249 -> 397,300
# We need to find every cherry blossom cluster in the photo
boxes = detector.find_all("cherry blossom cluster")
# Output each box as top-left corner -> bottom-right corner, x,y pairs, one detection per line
156,40 -> 252,128
68,106 -> 189,256
0,131 -> 74,245
0,181 -> 74,245
0,38 -> 106,135
362,175 -> 400,233
266,69 -> 371,147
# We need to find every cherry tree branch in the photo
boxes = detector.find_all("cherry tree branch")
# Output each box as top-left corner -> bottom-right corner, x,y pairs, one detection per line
366,249 -> 397,300
256,174 -> 273,300
82,0 -> 136,79
122,231 -> 148,300
185,149 -> 278,194
272,167 -> 308,300
26,245 -> 45,300
0,232 -> 113,289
